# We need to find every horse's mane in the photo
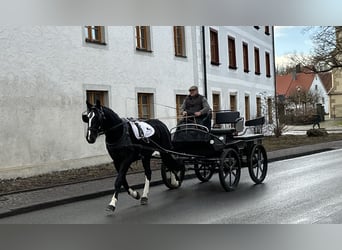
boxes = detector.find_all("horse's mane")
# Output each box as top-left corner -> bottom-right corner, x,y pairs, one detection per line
102,106 -> 121,122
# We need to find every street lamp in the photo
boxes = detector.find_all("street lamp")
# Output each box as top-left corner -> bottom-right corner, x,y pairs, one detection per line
297,86 -> 301,112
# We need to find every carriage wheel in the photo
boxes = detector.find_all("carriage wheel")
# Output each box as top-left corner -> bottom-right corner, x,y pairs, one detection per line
194,163 -> 214,182
248,144 -> 268,184
219,148 -> 241,192
161,163 -> 185,190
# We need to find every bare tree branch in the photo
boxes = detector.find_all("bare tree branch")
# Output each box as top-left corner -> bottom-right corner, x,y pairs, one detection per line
290,26 -> 342,73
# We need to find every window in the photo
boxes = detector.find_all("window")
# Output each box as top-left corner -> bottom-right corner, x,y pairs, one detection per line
228,36 -> 237,69
256,97 -> 262,117
267,98 -> 273,124
136,26 -> 152,52
138,93 -> 154,119
212,94 -> 220,124
230,94 -> 237,111
84,26 -> 106,45
254,26 -> 260,30
176,94 -> 187,121
315,84 -> 318,91
210,28 -> 219,65
265,26 -> 270,35
245,96 -> 250,121
86,90 -> 108,106
174,26 -> 186,57
243,42 -> 249,73
254,47 -> 261,75
265,52 -> 271,77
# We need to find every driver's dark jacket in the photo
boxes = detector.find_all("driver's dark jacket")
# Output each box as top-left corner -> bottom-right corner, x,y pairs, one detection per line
180,94 -> 210,116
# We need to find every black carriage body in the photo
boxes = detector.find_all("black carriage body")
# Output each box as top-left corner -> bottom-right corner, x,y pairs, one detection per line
162,112 -> 268,192
171,126 -> 225,157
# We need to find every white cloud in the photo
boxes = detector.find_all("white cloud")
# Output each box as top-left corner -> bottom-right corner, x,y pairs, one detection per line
274,26 -> 295,38
275,54 -> 294,68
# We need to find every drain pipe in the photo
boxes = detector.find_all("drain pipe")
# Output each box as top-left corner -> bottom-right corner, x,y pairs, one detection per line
272,26 -> 280,131
202,26 -> 208,98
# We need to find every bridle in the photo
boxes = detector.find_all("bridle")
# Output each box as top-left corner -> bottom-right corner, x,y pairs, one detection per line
85,107 -> 126,137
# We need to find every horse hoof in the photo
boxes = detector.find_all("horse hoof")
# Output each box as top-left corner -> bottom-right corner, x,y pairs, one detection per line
135,191 -> 141,200
106,205 -> 116,212
141,197 -> 148,205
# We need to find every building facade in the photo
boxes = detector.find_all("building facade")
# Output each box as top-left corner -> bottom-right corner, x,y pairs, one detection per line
199,26 -> 275,124
0,26 -> 275,179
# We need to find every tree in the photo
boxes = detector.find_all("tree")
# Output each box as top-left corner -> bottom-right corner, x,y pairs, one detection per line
291,26 -> 342,73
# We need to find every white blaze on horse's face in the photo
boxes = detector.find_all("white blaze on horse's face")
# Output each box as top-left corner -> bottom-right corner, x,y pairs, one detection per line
87,111 -> 95,142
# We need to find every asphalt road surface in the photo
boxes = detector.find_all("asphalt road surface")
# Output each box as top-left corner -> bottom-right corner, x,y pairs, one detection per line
2,149 -> 342,224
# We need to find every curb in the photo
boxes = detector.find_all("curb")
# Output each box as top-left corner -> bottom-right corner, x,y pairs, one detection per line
0,148 -> 338,219
0,173 -> 196,219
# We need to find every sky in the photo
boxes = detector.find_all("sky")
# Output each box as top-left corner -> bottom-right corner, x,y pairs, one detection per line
274,26 -> 316,68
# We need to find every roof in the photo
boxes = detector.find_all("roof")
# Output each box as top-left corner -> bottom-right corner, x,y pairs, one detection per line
318,72 -> 332,92
276,72 -> 315,97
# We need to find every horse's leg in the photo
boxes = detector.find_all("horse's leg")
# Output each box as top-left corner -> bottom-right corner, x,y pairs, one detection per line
141,154 -> 152,205
170,171 -> 179,187
106,157 -> 134,212
122,175 -> 141,200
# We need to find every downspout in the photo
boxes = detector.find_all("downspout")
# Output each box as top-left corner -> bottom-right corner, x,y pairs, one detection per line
202,26 -> 208,98
272,26 -> 280,130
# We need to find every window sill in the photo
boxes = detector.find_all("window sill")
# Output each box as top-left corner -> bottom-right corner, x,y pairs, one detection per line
211,61 -> 220,66
85,39 -> 107,46
266,74 -> 271,78
136,48 -> 153,53
244,69 -> 250,73
175,54 -> 187,58
255,72 -> 261,75
229,65 -> 238,70
265,32 -> 270,36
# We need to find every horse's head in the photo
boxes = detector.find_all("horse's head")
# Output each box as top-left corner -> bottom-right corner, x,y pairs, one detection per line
82,100 -> 105,144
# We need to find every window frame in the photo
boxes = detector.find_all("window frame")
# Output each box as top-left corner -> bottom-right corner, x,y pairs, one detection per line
265,26 -> 270,35
254,47 -> 261,75
86,90 -> 109,106
230,94 -> 237,112
265,51 -> 271,78
210,28 -> 220,66
245,95 -> 250,121
136,26 -> 152,52
84,26 -> 106,45
242,42 -> 249,73
256,97 -> 262,117
176,94 -> 187,121
228,36 -> 237,70
173,26 -> 186,58
137,93 -> 154,120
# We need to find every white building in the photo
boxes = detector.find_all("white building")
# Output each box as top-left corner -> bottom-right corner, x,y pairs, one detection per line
198,26 -> 275,123
0,26 -> 275,179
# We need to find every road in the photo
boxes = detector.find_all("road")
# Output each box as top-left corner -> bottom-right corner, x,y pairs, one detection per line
2,149 -> 342,224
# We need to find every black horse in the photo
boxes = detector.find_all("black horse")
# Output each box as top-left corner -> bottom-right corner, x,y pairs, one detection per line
82,100 -> 182,212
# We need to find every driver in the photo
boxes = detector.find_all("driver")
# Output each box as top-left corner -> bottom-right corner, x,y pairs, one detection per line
180,85 -> 211,130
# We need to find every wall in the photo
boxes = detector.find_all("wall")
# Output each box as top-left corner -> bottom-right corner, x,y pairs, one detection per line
0,26 -> 196,178
201,26 -> 275,121
309,75 -> 330,114
330,68 -> 342,118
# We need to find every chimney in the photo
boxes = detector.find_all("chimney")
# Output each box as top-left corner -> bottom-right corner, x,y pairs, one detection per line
292,70 -> 296,80
296,64 -> 301,73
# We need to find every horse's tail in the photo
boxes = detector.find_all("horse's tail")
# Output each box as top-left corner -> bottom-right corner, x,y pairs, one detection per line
149,119 -> 183,171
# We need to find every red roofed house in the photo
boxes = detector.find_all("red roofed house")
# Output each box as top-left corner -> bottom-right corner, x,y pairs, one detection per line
276,71 -> 332,115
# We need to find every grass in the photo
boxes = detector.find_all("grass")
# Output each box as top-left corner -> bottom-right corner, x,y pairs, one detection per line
263,133 -> 342,152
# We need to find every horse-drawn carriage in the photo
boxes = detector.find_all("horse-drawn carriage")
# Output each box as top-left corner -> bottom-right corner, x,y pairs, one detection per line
83,101 -> 268,212
161,111 -> 268,192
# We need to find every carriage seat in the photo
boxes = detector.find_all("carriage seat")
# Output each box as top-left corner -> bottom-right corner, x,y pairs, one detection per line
211,111 -> 244,136
234,116 -> 266,140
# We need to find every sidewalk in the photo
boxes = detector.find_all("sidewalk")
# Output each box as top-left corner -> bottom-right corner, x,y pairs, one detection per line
1,140 -> 342,219
284,119 -> 342,135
